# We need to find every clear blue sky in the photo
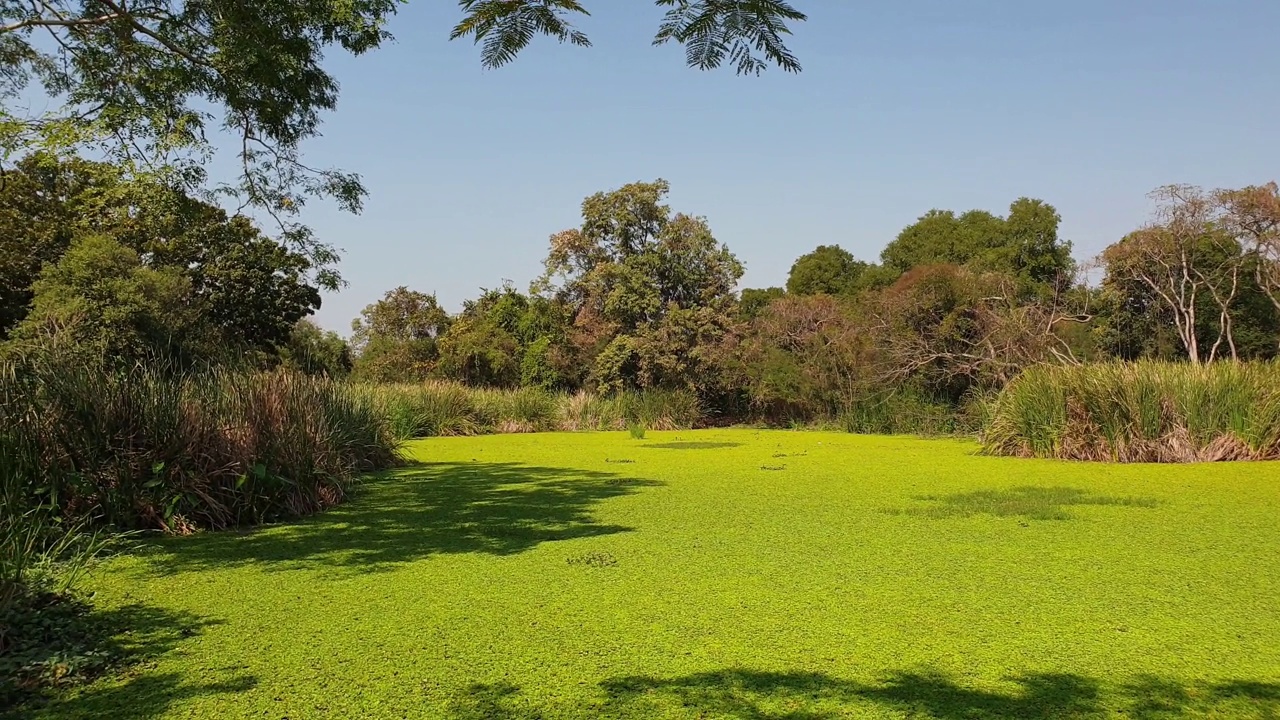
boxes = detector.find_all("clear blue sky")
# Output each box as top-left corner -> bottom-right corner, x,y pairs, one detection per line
286,1 -> 1280,334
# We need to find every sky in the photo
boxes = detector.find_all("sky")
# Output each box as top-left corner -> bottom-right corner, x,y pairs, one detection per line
273,1 -> 1280,334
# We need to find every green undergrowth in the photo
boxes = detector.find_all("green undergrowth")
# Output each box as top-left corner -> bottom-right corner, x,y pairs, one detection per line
11,430 -> 1280,719
361,382 -> 703,438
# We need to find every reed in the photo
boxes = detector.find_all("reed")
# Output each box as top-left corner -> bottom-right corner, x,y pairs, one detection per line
0,356 -> 400,534
983,361 -> 1280,462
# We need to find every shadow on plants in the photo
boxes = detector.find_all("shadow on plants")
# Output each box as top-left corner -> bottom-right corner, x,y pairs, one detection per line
9,672 -> 258,720
893,486 -> 1159,521
2,601 -> 236,719
642,442 -> 742,450
448,682 -> 537,720
446,668 -> 1280,719
143,462 -> 663,575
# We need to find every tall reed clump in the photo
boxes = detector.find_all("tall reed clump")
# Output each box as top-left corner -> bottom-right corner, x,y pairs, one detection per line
983,361 -> 1280,462
0,357 -> 400,534
365,382 -> 485,439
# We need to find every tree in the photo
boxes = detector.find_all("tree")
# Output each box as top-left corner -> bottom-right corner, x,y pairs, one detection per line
435,284 -> 574,388
536,179 -> 743,391
739,287 -> 785,320
633,303 -> 737,396
867,265 -> 1087,398
0,154 -> 126,337
350,287 -> 450,382
880,200 -> 1073,294
729,294 -> 872,418
999,198 -> 1074,289
280,319 -> 353,377
1100,186 -> 1246,363
0,154 -> 323,358
1216,183 -> 1280,329
882,210 -> 990,273
539,180 -> 742,325
436,315 -> 521,387
1,1 -> 807,271
786,245 -> 867,296
12,235 -> 193,361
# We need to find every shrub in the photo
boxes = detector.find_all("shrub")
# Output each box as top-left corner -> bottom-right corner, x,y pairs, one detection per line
983,361 -> 1280,462
840,390 -> 980,437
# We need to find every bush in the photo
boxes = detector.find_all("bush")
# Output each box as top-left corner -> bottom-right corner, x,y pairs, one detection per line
983,361 -> 1280,462
840,390 -> 981,437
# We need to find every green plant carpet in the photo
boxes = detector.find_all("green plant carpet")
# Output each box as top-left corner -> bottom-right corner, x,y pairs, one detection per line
16,430 -> 1280,718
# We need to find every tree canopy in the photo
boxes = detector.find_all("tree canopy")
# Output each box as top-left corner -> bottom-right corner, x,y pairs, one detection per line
881,199 -> 1074,292
786,244 -> 868,296
349,286 -> 450,382
0,1 -> 808,274
0,154 -> 321,363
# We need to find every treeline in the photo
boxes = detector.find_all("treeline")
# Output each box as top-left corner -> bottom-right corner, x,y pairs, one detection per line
4,156 -> 1278,429
336,180 -> 1280,426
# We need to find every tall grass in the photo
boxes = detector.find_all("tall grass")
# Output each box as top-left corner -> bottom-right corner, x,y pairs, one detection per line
362,383 -> 703,438
0,358 -> 400,534
983,361 -> 1280,462
839,390 -> 986,437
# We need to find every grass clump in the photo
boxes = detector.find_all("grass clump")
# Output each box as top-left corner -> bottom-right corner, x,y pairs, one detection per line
984,361 -> 1280,462
0,357 -> 399,533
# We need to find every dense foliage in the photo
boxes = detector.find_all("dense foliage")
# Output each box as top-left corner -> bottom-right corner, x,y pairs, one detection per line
0,155 -> 324,367
352,180 -> 1096,427
0,355 -> 398,535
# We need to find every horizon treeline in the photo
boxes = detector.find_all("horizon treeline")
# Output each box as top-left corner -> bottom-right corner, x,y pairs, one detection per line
331,179 -> 1280,422
4,155 -> 1279,425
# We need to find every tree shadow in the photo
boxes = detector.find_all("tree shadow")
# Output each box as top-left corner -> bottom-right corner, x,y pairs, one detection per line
893,486 -> 1159,521
3,603 -> 245,720
12,672 -> 258,720
141,461 -> 664,575
591,668 -> 1280,719
642,442 -> 742,450
449,682 -> 546,720
856,670 -> 1100,719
